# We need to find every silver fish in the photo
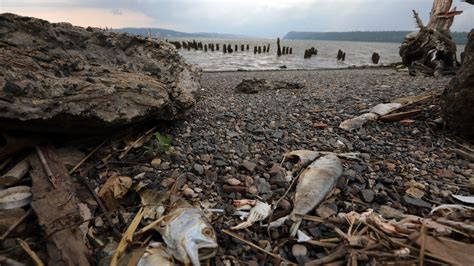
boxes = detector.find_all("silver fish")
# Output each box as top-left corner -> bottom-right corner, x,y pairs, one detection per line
289,155 -> 342,235
157,199 -> 218,266
283,150 -> 321,171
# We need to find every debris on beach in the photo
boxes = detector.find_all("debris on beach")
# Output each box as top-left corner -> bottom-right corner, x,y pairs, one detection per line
157,199 -> 218,265
339,93 -> 436,131
235,78 -> 303,94
1,12 -> 474,266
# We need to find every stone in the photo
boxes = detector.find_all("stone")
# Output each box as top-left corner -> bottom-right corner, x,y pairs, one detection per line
378,205 -> 405,219
405,187 -> 425,199
402,195 -> 431,208
226,178 -> 241,186
150,158 -> 161,168
241,160 -> 257,173
183,188 -> 196,198
193,163 -> 204,175
253,177 -> 271,194
0,13 -> 200,135
385,162 -> 397,172
160,178 -> 175,188
361,189 -> 375,203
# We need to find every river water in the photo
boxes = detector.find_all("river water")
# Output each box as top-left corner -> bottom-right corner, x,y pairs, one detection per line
168,38 -> 465,71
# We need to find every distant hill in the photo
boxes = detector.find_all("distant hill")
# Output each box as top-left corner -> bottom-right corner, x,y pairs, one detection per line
113,27 -> 246,39
283,31 -> 469,45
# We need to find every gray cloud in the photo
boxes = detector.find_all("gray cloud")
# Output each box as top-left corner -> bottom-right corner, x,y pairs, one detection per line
2,0 -> 473,37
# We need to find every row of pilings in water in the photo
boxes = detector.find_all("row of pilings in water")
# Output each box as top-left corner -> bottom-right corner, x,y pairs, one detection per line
166,38 -> 381,63
167,38 -> 293,56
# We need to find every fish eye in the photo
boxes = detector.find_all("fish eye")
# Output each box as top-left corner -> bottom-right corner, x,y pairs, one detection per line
202,227 -> 213,237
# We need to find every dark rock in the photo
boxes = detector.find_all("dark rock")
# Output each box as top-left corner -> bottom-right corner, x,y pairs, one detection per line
253,176 -> 271,195
361,189 -> 375,203
235,78 -> 304,94
0,13 -> 200,135
402,195 -> 431,208
193,163 -> 204,175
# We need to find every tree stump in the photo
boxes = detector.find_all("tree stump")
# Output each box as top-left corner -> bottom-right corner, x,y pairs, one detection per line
399,0 -> 462,77
372,52 -> 380,64
441,30 -> 474,139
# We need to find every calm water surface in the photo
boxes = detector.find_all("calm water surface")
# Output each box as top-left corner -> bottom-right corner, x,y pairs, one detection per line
168,38 -> 465,71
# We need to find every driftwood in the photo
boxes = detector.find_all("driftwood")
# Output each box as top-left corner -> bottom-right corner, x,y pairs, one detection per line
399,0 -> 462,76
29,146 -> 90,265
441,30 -> 474,139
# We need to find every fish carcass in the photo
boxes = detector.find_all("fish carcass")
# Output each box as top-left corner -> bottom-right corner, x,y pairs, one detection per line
157,199 -> 218,266
271,155 -> 343,236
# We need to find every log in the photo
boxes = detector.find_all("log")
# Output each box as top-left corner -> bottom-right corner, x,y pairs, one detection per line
441,30 -> 474,139
399,0 -> 462,76
0,14 -> 200,135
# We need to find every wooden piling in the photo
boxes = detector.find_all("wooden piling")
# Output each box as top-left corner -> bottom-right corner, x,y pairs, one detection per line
223,44 -> 227,53
258,46 -> 262,53
216,44 -> 220,51
289,47 -> 293,54
371,52 -> 380,64
241,44 -> 245,51
247,44 -> 250,51
254,46 -> 257,54
277,38 -> 282,57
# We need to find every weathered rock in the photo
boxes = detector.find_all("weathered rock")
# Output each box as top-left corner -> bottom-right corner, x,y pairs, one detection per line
441,30 -> 474,139
0,13 -> 200,134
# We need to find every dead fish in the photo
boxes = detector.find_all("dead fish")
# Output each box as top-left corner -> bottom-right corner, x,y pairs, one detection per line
283,150 -> 321,171
157,199 -> 218,266
138,242 -> 173,266
231,200 -> 271,230
272,155 -> 342,235
284,150 -> 360,170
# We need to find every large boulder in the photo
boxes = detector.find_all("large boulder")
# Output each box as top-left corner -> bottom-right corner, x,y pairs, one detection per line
441,30 -> 474,139
0,13 -> 200,134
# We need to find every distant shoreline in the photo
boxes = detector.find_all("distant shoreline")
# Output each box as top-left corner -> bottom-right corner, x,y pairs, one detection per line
202,63 -> 403,73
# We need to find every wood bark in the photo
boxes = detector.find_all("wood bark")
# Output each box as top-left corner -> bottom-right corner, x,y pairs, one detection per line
441,30 -> 474,139
399,0 -> 462,76
29,146 -> 90,265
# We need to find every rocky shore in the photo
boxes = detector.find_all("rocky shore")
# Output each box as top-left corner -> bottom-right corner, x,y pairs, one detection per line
127,68 -> 472,264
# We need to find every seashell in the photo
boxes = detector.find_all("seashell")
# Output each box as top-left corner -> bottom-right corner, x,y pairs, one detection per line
157,199 -> 217,266
0,186 -> 32,210
231,201 -> 271,230
370,103 -> 403,116
339,112 -> 379,131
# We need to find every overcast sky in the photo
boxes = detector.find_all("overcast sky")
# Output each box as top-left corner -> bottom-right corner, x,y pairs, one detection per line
1,0 -> 473,37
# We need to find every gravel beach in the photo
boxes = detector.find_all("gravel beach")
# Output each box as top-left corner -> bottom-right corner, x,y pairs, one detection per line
134,68 -> 472,264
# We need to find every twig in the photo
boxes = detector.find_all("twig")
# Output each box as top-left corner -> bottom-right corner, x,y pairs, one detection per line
118,126 -> 157,159
222,229 -> 296,265
75,174 -> 122,240
34,146 -> 57,188
111,208 -> 145,266
305,244 -> 347,265
135,215 -> 165,235
17,239 -> 44,266
0,255 -> 24,266
0,209 -> 32,241
306,240 -> 339,248
69,141 -> 106,174
419,224 -> 427,266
